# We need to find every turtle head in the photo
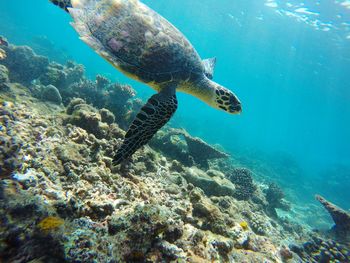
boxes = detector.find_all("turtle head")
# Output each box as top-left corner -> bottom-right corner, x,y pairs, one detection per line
212,83 -> 242,114
183,77 -> 242,114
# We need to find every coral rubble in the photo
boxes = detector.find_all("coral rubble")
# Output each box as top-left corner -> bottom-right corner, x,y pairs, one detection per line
0,37 -> 348,263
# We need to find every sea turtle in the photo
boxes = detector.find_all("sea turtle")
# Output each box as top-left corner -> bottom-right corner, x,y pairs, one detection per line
50,0 -> 242,165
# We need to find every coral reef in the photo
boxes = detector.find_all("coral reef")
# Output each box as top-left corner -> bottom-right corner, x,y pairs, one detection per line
265,182 -> 291,218
64,98 -> 110,139
227,167 -> 257,200
0,102 -> 23,177
0,37 -> 348,263
1,44 -> 49,84
183,167 -> 236,197
316,194 -> 350,243
108,204 -> 177,261
151,128 -> 229,169
0,65 -> 9,87
41,84 -> 62,105
290,236 -> 350,262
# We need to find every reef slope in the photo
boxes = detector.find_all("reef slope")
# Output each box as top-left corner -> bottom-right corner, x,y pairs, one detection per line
0,38 -> 349,263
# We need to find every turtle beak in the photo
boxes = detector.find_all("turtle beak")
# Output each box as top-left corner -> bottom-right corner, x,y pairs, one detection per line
229,93 -> 242,114
230,103 -> 242,114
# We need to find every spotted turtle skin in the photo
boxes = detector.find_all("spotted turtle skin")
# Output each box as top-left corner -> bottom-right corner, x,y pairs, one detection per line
72,0 -> 205,86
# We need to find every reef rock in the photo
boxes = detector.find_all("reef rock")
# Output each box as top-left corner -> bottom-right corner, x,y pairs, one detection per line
0,64 -> 9,88
316,194 -> 350,242
174,129 -> 229,168
1,45 -> 49,84
108,204 -> 174,261
2,37 -> 347,263
183,167 -> 236,197
39,61 -> 84,91
264,182 -> 291,218
41,84 -> 62,105
151,128 -> 229,169
65,98 -> 109,139
99,108 -> 115,124
0,103 -> 23,177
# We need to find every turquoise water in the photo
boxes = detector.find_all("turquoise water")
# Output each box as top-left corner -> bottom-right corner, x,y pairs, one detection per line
1,0 -> 349,209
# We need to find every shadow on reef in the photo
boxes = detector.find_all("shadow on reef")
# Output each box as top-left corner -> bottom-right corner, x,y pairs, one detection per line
1,36 -> 349,262
150,128 -> 229,170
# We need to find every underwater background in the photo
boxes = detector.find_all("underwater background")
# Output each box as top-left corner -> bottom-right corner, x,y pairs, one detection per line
0,0 -> 350,261
1,0 -> 350,214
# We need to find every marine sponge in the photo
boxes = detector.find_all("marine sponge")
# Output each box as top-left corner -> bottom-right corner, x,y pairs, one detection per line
239,221 -> 249,231
37,216 -> 64,232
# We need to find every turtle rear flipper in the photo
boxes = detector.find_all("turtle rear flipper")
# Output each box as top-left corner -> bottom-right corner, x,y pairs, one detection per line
113,85 -> 178,165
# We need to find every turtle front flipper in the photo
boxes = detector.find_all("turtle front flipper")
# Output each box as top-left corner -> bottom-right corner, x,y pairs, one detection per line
113,85 -> 178,165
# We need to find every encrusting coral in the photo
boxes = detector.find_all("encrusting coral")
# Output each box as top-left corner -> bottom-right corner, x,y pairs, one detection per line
0,37 -> 348,263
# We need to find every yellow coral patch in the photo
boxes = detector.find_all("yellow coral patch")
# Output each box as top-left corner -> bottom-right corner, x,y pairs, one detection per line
38,216 -> 64,232
239,221 -> 249,231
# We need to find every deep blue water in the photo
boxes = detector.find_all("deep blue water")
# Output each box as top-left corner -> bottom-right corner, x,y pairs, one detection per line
1,1 -> 349,212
